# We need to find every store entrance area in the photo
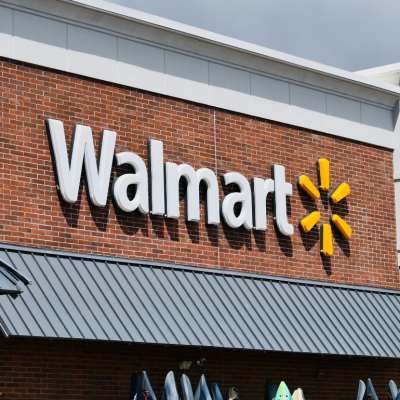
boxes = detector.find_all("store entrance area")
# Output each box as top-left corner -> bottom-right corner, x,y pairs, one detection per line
1,337 -> 399,400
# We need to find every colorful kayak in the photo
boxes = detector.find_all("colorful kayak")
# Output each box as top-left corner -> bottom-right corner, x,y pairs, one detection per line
275,382 -> 293,400
265,379 -> 278,400
137,371 -> 157,400
211,383 -> 223,400
194,375 -> 212,400
181,375 -> 194,400
389,381 -> 398,400
161,371 -> 179,400
363,379 -> 378,400
130,373 -> 141,400
357,381 -> 366,400
292,388 -> 305,400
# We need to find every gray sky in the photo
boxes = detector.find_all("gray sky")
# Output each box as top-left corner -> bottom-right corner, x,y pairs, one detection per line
107,0 -> 399,72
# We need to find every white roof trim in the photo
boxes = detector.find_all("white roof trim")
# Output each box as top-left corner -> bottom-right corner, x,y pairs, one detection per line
355,62 -> 400,78
67,0 -> 400,96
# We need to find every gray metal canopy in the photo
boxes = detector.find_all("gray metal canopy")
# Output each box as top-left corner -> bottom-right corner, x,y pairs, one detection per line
0,242 -> 399,358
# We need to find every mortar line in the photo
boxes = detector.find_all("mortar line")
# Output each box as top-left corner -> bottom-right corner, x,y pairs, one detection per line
214,108 -> 220,269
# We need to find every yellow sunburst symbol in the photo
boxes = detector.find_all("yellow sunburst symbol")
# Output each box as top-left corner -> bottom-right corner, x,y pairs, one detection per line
298,159 -> 352,257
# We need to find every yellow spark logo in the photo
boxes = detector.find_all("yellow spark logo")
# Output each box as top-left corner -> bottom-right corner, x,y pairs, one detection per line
298,159 -> 351,257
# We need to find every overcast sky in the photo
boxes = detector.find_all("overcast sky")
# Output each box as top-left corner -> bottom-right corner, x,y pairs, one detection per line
107,0 -> 399,72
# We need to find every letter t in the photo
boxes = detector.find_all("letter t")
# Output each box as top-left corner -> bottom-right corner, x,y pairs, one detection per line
272,165 -> 294,236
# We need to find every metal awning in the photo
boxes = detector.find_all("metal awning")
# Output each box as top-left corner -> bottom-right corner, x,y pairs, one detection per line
0,242 -> 400,358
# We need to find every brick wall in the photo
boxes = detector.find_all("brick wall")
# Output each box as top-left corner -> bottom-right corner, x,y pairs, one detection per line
0,57 -> 398,289
0,336 -> 399,400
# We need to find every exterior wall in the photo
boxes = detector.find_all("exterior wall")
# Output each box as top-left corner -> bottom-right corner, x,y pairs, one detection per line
0,0 -> 399,150
3,0 -> 400,267
0,336 -> 399,400
0,58 -> 398,289
1,2 -> 400,399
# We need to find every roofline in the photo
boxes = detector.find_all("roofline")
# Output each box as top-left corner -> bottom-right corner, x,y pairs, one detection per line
64,0 -> 400,97
355,62 -> 400,78
2,242 -> 399,295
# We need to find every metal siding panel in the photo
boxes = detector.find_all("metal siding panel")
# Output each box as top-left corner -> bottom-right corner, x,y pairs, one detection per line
193,273 -> 247,348
98,262 -> 150,343
0,299 -> 30,336
251,279 -> 299,352
335,288 -> 382,356
65,258 -> 121,341
162,268 -> 219,347
17,252 -> 77,338
53,257 -> 108,341
78,259 -> 133,342
0,272 -> 18,293
307,286 -> 360,355
92,261 -> 145,343
282,284 -> 337,355
119,265 -> 177,344
33,254 -> 85,339
262,281 -> 315,352
205,274 -> 257,349
181,271 -> 237,348
353,291 -> 399,357
318,288 -> 372,356
147,267 -> 201,346
385,294 -> 400,315
110,263 -> 166,344
277,282 -> 329,354
239,278 -> 287,351
380,294 -> 400,329
295,285 -> 350,355
366,292 -> 400,355
343,290 -> 390,357
137,266 -> 191,345
224,276 -> 274,350
4,251 -> 60,338
0,244 -> 399,357
1,292 -> 46,337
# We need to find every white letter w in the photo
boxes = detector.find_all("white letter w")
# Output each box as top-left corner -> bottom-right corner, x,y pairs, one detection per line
46,119 -> 116,207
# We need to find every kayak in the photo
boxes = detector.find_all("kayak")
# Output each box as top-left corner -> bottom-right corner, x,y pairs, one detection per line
357,381 -> 366,400
292,388 -> 305,400
389,381 -> 398,400
211,383 -> 223,400
275,382 -> 293,400
194,375 -> 212,400
363,379 -> 378,400
137,372 -> 157,400
130,373 -> 141,400
181,374 -> 194,400
161,371 -> 179,400
265,379 -> 278,400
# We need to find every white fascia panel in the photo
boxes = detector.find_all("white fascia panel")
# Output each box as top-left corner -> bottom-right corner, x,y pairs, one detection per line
118,38 -> 165,94
68,0 -> 400,97
13,11 -> 67,71
209,62 -> 251,114
165,51 -> 209,105
67,24 -> 118,83
327,94 -> 362,142
0,6 -> 13,58
361,103 -> 394,148
0,0 -> 399,150
290,84 -> 327,133
355,62 -> 400,78
373,73 -> 400,86
251,74 -> 290,124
